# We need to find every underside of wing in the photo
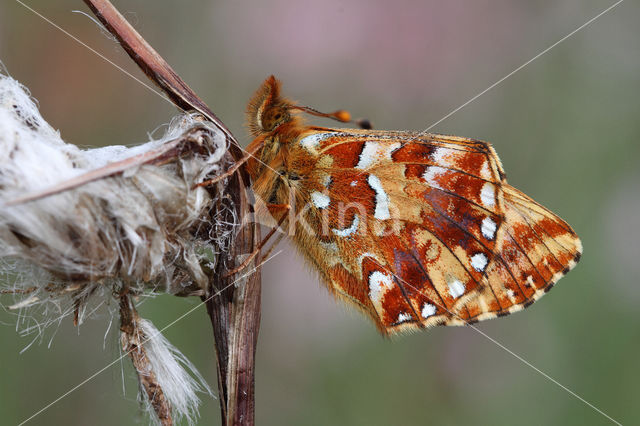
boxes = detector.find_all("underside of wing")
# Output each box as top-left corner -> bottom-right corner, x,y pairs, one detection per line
289,130 -> 581,334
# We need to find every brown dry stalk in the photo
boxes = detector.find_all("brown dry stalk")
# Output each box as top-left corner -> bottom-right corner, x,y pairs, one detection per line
119,291 -> 173,426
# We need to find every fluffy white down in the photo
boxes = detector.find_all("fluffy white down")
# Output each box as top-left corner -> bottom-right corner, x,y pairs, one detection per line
0,72 -> 229,294
0,71 -> 226,424
137,319 -> 213,425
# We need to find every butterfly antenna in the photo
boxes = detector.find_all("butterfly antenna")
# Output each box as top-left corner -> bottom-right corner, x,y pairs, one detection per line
291,105 -> 372,129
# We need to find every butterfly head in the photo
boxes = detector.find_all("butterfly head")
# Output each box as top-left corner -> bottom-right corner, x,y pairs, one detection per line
246,75 -> 298,138
247,76 -> 366,139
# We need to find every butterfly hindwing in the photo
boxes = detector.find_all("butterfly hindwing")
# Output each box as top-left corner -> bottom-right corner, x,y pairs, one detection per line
287,129 -> 581,334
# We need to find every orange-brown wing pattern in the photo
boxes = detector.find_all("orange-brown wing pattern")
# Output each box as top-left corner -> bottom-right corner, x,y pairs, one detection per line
286,129 -> 581,334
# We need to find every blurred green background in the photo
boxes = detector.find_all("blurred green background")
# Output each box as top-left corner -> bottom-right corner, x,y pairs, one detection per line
1,1 -> 638,425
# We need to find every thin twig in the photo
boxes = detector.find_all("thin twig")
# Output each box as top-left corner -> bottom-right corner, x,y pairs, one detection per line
119,290 -> 173,426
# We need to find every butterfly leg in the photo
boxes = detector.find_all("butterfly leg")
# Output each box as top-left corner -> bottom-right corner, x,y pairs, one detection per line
224,203 -> 290,277
193,139 -> 265,188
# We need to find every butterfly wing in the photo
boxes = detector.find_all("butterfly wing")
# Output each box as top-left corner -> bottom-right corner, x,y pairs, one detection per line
286,129 -> 581,334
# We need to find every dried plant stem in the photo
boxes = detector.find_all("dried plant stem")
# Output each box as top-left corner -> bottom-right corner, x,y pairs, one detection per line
206,173 -> 261,425
119,290 -> 173,426
83,1 -> 261,425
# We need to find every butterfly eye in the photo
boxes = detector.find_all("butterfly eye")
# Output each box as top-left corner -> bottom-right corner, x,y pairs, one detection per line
261,107 -> 290,132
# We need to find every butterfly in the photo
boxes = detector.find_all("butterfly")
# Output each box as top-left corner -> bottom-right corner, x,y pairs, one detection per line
244,76 -> 582,335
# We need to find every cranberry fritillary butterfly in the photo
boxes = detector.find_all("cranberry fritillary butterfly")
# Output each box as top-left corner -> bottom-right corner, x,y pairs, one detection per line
245,76 -> 582,335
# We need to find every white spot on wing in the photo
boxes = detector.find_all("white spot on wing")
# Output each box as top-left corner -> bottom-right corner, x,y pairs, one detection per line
397,312 -> 412,323
332,213 -> 360,237
421,303 -> 436,318
480,182 -> 496,207
299,132 -> 331,153
471,253 -> 488,272
310,191 -> 330,209
355,141 -> 401,169
422,166 -> 447,190
356,142 -> 378,169
369,270 -> 394,303
431,147 -> 450,164
525,275 -> 534,287
480,161 -> 491,179
448,278 -> 465,298
350,180 -> 357,187
481,217 -> 497,240
367,174 -> 390,220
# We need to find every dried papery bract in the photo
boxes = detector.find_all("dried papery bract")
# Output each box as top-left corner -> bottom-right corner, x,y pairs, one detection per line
0,71 -> 227,424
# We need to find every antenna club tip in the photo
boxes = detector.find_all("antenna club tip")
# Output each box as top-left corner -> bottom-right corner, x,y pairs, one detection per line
333,110 -> 351,122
